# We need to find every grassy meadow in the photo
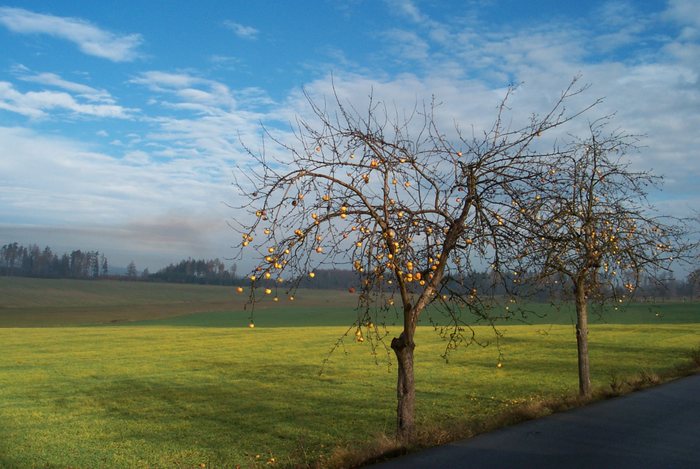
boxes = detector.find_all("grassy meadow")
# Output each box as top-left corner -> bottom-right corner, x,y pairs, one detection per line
0,277 -> 699,468
0,276 -> 361,328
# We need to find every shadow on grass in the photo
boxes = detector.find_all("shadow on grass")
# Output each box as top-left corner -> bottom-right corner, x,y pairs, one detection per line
56,373 -> 394,467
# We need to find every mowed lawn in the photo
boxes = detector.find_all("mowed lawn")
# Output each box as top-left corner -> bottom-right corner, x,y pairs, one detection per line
0,278 -> 699,468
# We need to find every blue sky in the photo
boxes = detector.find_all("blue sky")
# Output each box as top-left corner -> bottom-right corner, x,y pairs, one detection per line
0,0 -> 698,271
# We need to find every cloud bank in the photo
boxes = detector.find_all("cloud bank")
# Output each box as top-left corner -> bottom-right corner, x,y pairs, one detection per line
0,1 -> 698,270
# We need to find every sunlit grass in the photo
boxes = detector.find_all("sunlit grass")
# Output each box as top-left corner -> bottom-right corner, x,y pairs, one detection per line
1,278 -> 698,466
1,323 -> 698,468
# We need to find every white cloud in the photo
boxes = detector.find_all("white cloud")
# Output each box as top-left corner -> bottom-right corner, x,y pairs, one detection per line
130,71 -> 267,111
223,20 -> 259,40
128,71 -> 274,162
282,1 -> 699,212
385,0 -> 425,23
130,71 -> 203,91
381,29 -> 430,61
0,7 -> 142,62
0,127 -> 222,219
0,126 -> 236,268
17,71 -> 115,103
665,0 -> 700,30
0,81 -> 134,119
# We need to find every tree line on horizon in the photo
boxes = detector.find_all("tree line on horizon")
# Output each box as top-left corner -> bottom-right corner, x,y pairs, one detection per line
2,241 -> 697,299
0,242 -> 108,279
0,242 -> 232,284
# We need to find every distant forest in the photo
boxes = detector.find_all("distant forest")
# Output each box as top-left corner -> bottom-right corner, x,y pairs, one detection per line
1,242 -> 698,298
1,242 -> 108,279
0,242 -> 237,285
0,242 -> 362,288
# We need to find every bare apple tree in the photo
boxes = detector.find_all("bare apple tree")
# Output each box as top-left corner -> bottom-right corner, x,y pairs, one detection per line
232,78 -> 596,438
504,118 -> 695,397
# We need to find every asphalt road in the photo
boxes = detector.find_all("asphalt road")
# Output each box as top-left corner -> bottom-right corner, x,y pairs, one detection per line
373,374 -> 700,468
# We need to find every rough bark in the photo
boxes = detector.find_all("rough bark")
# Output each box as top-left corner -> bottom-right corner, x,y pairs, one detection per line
391,330 -> 416,440
574,281 -> 592,397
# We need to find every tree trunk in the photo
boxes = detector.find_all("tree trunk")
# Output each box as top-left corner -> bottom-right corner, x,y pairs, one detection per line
391,330 -> 416,440
574,282 -> 592,397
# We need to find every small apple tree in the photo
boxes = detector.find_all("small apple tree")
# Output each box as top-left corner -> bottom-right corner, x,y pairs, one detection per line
504,118 -> 694,397
232,78 -> 596,438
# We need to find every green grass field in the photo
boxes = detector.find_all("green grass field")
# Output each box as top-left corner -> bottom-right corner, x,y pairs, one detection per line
0,277 -> 361,327
0,277 -> 699,468
2,277 -> 696,328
